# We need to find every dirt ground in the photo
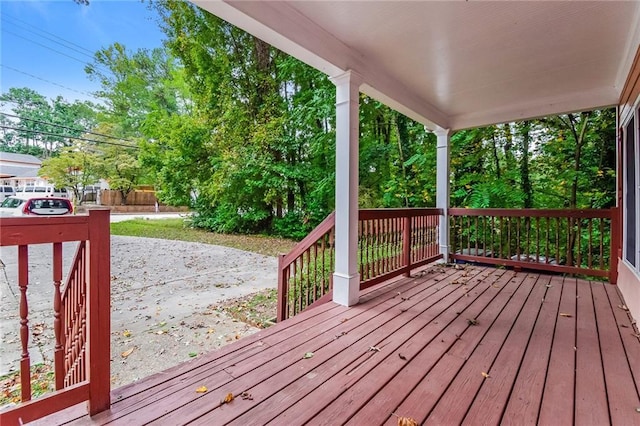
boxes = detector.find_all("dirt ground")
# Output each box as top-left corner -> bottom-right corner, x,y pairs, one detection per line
0,235 -> 278,393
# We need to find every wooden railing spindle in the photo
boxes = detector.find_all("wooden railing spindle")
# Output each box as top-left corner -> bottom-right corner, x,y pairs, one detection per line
18,245 -> 31,402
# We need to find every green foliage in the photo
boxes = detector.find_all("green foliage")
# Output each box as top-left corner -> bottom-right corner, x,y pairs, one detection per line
0,87 -> 99,156
38,141 -> 102,202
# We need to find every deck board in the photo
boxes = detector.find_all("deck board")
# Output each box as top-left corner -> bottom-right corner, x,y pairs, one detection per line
30,264 -> 640,426
501,273 -> 563,425
464,273 -> 553,425
574,278 -> 610,425
538,276 -> 577,425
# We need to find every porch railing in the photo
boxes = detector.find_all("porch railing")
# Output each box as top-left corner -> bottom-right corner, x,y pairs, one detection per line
449,208 -> 618,283
277,208 -> 442,321
0,209 -> 111,426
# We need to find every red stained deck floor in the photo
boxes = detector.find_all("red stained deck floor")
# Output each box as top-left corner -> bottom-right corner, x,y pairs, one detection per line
35,265 -> 640,425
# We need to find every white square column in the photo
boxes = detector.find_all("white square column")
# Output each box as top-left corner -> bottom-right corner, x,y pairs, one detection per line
435,128 -> 451,262
330,70 -> 362,306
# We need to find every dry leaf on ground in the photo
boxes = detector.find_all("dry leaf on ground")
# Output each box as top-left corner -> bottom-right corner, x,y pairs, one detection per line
397,416 -> 419,426
121,348 -> 134,358
195,386 -> 208,393
123,330 -> 132,338
481,371 -> 490,378
222,393 -> 234,404
559,313 -> 572,318
303,352 -> 314,359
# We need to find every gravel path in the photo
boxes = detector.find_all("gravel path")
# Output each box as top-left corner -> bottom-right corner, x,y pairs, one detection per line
0,236 -> 277,387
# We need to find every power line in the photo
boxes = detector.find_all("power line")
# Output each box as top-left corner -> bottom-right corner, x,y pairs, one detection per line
1,13 -> 95,56
0,125 -> 140,149
0,64 -> 97,99
0,112 -> 137,144
2,29 -> 110,75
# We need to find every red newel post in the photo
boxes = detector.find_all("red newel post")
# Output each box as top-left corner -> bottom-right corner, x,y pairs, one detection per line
53,242 -> 64,390
277,254 -> 286,322
403,215 -> 412,277
609,207 -> 620,284
87,209 -> 111,415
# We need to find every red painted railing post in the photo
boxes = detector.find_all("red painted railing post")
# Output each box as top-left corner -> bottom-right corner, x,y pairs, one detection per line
18,245 -> 31,402
610,207 -> 620,284
53,242 -> 65,390
86,209 -> 111,415
403,215 -> 411,277
277,254 -> 286,322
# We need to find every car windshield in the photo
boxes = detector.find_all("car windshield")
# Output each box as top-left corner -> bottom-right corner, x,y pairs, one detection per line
1,198 -> 24,208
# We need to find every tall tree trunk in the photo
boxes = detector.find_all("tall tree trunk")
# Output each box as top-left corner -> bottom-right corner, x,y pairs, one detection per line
491,130 -> 501,179
395,113 -> 410,207
518,121 -> 533,208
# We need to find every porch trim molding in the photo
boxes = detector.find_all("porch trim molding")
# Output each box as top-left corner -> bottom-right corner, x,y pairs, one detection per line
435,128 -> 451,262
330,69 -> 363,307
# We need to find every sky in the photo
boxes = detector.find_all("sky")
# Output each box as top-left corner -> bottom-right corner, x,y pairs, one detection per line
0,0 -> 166,104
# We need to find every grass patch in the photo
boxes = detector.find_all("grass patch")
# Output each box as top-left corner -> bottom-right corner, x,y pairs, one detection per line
111,218 -> 296,257
213,289 -> 278,328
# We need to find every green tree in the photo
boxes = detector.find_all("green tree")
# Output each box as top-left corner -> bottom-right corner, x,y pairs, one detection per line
0,87 -> 98,156
38,141 -> 102,203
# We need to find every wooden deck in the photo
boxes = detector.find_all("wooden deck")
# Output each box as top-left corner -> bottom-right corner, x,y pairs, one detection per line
35,264 -> 640,425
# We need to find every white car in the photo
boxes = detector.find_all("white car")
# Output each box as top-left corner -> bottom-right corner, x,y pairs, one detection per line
0,185 -> 16,202
14,186 -> 69,198
0,196 -> 73,217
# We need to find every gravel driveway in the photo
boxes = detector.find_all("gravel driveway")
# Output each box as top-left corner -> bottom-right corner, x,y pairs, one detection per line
0,236 -> 277,387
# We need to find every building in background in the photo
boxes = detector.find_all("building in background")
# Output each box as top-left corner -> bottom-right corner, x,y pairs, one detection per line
0,152 -> 46,187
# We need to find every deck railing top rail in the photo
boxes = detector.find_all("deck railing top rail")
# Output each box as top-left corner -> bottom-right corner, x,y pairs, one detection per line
449,207 -> 614,219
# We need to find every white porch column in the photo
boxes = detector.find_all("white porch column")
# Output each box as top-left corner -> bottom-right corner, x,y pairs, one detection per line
435,128 -> 451,262
330,70 -> 362,306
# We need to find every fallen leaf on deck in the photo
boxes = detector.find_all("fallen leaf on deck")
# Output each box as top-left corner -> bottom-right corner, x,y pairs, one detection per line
334,331 -> 347,340
240,391 -> 253,400
398,353 -> 407,361
369,346 -> 381,352
491,284 -> 501,289
222,393 -> 234,404
195,386 -> 208,393
341,318 -> 349,323
303,352 -> 314,359
123,330 -> 132,338
618,304 -> 629,311
121,348 -> 134,358
620,324 -> 629,328
397,416 -> 419,426
559,313 -> 572,318
467,318 -> 478,326
481,371 -> 490,379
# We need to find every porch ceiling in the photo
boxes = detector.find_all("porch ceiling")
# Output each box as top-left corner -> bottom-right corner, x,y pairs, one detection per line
194,1 -> 640,130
